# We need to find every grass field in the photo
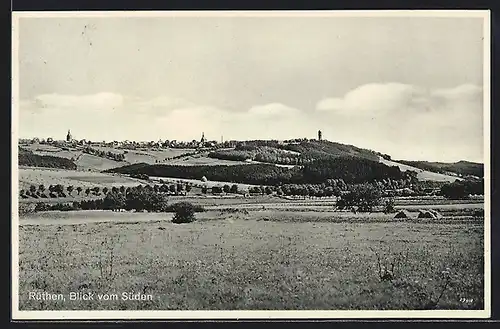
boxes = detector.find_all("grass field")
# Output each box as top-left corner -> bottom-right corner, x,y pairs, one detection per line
379,157 -> 461,183
123,148 -> 197,165
18,209 -> 484,311
19,167 -> 143,189
166,155 -> 250,166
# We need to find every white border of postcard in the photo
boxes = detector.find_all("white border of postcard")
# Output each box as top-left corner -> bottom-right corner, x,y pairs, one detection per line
11,10 -> 491,320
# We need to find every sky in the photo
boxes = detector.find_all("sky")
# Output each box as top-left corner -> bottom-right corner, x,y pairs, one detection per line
16,14 -> 486,162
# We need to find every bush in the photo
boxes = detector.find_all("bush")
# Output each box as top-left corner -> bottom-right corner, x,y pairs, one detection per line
172,202 -> 197,224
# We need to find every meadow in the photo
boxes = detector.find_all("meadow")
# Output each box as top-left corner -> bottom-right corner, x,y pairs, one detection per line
19,167 -> 143,190
18,210 -> 484,311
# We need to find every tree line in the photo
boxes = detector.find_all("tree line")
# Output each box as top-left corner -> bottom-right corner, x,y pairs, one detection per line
440,179 -> 484,199
108,156 -> 416,186
34,187 -> 205,214
20,182 -> 194,199
83,146 -> 126,162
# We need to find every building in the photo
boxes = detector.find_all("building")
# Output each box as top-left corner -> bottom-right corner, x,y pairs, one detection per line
66,130 -> 72,142
318,130 -> 322,141
198,132 -> 207,148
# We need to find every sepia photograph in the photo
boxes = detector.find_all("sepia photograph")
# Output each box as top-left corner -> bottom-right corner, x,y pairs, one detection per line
11,10 -> 490,319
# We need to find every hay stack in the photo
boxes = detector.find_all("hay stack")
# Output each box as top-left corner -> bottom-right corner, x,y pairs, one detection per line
417,209 -> 441,219
428,209 -> 443,219
394,210 -> 412,219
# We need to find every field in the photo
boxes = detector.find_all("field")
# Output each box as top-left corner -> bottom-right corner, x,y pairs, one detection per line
122,148 -> 198,165
165,154 -> 250,166
16,142 -> 485,311
18,209 -> 484,311
379,158 -> 460,183
19,167 -> 143,190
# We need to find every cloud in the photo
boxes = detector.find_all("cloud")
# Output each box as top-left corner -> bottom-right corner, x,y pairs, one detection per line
33,92 -> 124,111
316,83 -> 431,115
315,83 -> 484,162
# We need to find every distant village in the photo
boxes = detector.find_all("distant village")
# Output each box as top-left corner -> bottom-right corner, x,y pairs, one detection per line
18,130 -> 322,151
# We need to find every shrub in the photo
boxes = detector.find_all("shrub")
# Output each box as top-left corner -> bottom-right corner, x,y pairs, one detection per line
172,202 -> 197,224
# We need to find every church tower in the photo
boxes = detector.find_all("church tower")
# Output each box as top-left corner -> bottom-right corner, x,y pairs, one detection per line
318,130 -> 322,141
66,129 -> 72,142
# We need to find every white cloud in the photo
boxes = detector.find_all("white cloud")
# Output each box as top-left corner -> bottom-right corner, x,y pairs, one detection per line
316,83 -> 428,115
33,92 -> 124,111
315,83 -> 484,162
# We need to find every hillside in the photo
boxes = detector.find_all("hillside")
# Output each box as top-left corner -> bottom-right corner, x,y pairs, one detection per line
395,160 -> 483,178
18,148 -> 77,170
208,140 -> 381,165
106,156 -> 413,186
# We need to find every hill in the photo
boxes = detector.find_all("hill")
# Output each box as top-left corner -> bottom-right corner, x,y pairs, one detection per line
395,160 -> 483,178
208,140 -> 380,165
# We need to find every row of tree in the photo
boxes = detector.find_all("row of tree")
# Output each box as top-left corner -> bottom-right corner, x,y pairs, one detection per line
20,182 -> 195,199
440,179 -> 484,199
83,146 -> 126,162
34,187 -> 205,214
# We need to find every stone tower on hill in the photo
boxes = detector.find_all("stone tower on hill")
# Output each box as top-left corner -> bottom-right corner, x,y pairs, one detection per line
318,130 -> 322,141
66,130 -> 72,142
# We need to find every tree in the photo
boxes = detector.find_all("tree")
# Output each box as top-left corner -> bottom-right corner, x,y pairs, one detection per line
337,183 -> 382,212
85,188 -> 91,196
223,184 -> 230,193
169,184 -> 176,193
54,184 -> 64,196
230,184 -> 238,194
67,185 -> 74,196
92,186 -> 100,195
119,185 -> 126,194
76,186 -> 83,195
383,198 -> 396,214
201,186 -> 208,194
111,186 -> 119,194
172,202 -> 196,224
264,186 -> 272,195
103,191 -> 126,211
124,186 -> 168,212
185,184 -> 192,193
38,184 -> 45,195
103,187 -> 109,195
